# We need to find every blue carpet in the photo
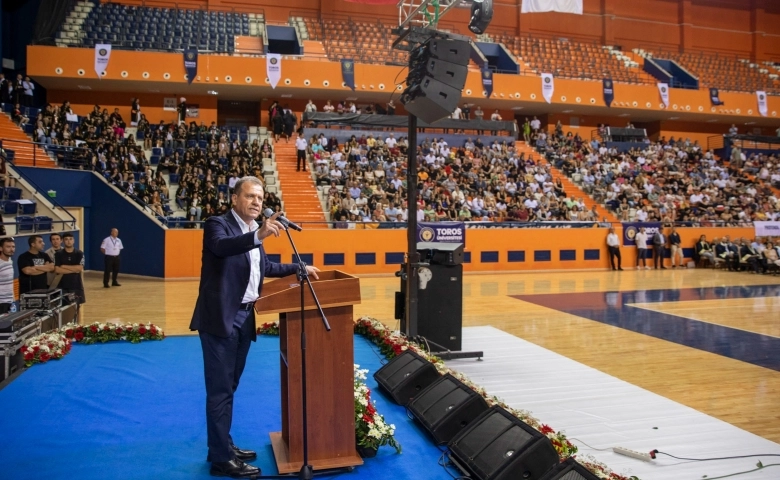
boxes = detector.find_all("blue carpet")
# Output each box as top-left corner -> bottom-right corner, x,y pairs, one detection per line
0,335 -> 452,480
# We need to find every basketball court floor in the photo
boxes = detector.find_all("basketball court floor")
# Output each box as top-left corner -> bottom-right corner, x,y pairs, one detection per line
78,268 -> 780,478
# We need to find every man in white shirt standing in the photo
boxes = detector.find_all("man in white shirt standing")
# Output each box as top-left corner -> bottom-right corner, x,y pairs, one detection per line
0,238 -> 16,314
635,227 -> 650,269
100,228 -> 124,288
606,227 -> 622,271
295,133 -> 308,172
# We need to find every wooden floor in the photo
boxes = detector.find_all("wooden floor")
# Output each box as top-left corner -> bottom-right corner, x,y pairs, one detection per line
79,269 -> 780,444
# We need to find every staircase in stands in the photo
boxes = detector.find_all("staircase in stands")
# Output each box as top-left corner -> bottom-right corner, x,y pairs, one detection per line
515,141 -> 619,223
0,115 -> 56,167
272,140 -> 326,224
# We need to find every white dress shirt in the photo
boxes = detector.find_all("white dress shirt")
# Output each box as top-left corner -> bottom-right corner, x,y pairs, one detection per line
101,236 -> 124,256
607,233 -> 620,247
231,209 -> 263,304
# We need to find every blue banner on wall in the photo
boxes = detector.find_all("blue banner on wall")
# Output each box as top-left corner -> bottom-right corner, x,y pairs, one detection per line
482,68 -> 493,98
341,59 -> 355,91
622,222 -> 661,246
603,78 -> 614,107
710,88 -> 723,105
417,222 -> 465,243
184,49 -> 198,85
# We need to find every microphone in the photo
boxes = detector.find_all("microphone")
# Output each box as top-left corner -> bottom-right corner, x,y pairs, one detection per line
263,208 -> 303,231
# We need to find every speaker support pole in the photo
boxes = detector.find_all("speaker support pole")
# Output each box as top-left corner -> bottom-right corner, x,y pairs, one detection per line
404,113 -> 420,339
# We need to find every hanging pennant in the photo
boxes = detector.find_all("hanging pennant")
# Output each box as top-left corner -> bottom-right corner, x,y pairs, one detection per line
183,49 -> 198,85
757,91 -> 768,117
94,44 -> 112,78
603,78 -> 614,107
658,83 -> 669,108
541,73 -> 554,104
267,54 -> 281,89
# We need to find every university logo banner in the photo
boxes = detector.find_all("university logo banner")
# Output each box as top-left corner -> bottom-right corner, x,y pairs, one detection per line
541,73 -> 554,104
603,78 -> 614,107
755,221 -> 780,236
417,222 -> 465,244
482,68 -> 493,98
757,91 -> 768,117
94,44 -> 112,78
183,49 -> 198,85
622,222 -> 661,246
266,54 -> 281,89
658,83 -> 669,108
521,0 -> 583,14
710,88 -> 723,105
341,59 -> 355,91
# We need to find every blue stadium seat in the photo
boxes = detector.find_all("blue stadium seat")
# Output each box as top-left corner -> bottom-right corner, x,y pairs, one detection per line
150,155 -> 160,165
17,216 -> 34,233
169,173 -> 180,184
18,201 -> 36,215
34,216 -> 53,231
152,147 -> 162,155
1,201 -> 16,214
218,184 -> 228,195
5,188 -> 22,201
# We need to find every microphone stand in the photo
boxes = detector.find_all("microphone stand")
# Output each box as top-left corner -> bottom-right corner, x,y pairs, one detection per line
281,226 -> 333,480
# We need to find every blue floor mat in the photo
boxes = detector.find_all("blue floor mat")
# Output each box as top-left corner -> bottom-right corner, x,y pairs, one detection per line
0,335 -> 453,480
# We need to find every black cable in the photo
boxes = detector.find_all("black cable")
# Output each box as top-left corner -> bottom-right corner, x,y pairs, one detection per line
654,450 -> 780,462
694,462 -> 780,480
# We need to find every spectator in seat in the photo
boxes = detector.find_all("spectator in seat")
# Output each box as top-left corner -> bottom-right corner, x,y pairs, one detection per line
12,104 -> 28,126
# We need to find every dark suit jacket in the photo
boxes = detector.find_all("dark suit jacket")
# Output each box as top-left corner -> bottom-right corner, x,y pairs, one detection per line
190,211 -> 297,339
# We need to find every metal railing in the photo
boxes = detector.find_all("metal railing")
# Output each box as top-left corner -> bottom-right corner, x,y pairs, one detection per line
2,164 -> 79,233
0,138 -> 91,169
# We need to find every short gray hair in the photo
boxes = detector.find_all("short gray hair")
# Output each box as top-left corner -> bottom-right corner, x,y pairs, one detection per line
234,176 -> 264,195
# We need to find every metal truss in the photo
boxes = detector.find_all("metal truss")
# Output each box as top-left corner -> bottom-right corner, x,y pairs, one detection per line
397,0 -> 467,30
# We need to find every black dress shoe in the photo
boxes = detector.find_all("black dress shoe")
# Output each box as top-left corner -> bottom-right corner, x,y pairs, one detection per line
231,444 -> 257,461
112,283 -> 122,286
103,285 -> 110,288
210,459 -> 260,478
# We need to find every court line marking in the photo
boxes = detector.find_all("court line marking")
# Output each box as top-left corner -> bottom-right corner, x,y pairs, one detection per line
627,302 -> 780,340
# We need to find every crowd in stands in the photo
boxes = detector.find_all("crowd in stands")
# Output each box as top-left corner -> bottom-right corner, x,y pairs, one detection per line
535,123 -> 780,225
308,124 -> 600,226
8,98 -> 285,225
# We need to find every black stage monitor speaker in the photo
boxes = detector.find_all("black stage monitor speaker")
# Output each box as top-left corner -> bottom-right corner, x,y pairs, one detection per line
408,374 -> 489,445
539,458 -> 601,480
402,76 -> 462,124
373,350 -> 440,406
448,406 -> 560,480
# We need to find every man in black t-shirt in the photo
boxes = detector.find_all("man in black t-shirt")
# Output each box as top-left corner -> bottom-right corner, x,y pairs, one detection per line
17,235 -> 54,295
55,232 -> 85,304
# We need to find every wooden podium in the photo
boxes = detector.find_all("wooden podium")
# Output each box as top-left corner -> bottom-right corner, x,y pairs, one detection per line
254,270 -> 363,474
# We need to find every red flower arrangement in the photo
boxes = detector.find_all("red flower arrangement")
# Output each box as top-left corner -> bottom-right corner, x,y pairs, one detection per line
62,322 -> 164,345
21,331 -> 72,367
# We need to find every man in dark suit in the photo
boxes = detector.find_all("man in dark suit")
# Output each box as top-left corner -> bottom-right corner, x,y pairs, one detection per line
190,176 -> 319,478
652,229 -> 667,269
